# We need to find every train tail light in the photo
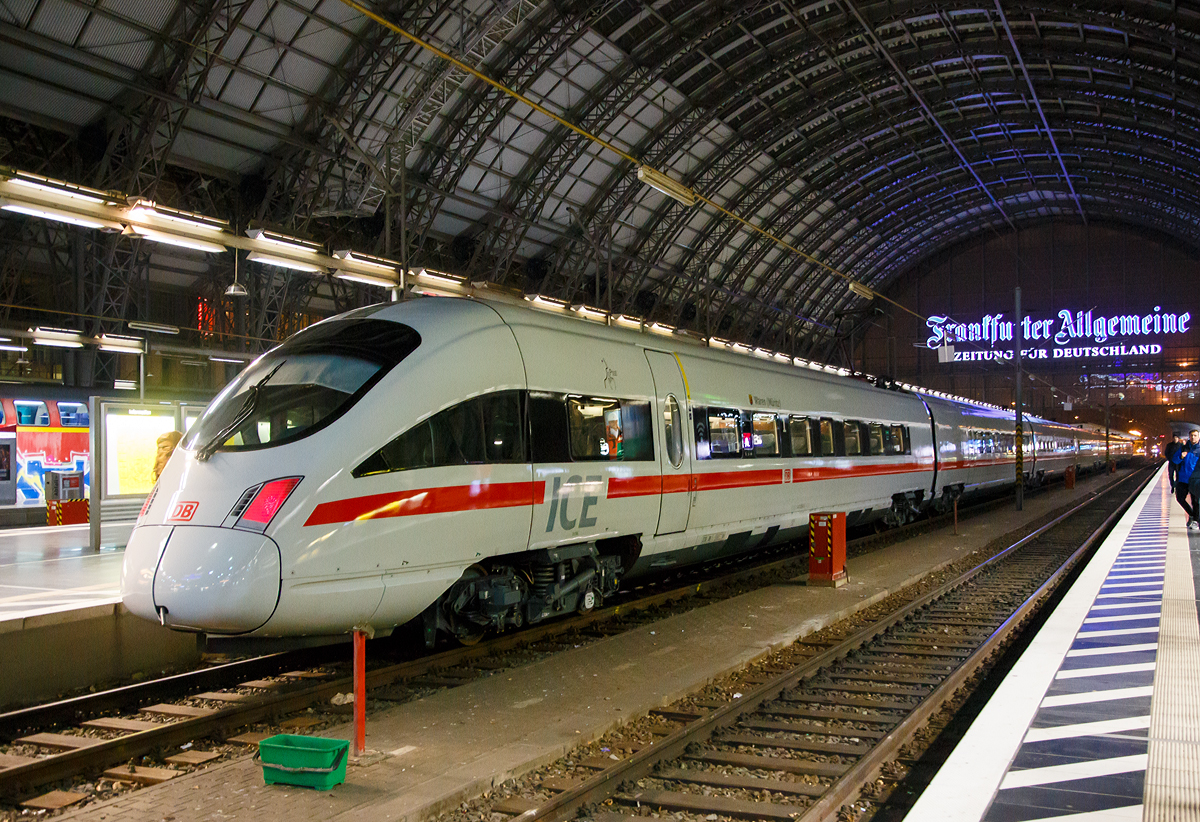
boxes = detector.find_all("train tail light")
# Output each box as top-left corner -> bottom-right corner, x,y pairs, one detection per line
228,476 -> 302,533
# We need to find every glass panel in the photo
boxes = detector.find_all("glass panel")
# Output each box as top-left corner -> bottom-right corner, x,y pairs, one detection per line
844,421 -> 863,456
707,409 -> 740,457
751,413 -> 779,456
57,401 -> 89,427
664,395 -> 683,468
884,425 -> 907,455
819,419 -> 834,456
183,319 -> 420,454
868,423 -> 884,455
104,407 -> 177,495
790,417 -> 812,456
620,401 -> 654,461
568,397 -> 620,459
430,398 -> 485,465
482,392 -> 525,463
530,394 -> 570,463
15,401 -> 48,426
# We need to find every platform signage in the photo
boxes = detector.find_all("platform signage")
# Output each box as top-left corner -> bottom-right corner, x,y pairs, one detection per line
926,307 -> 1191,362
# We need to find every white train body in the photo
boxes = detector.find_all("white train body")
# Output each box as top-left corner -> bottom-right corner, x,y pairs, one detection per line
120,297 -> 1134,642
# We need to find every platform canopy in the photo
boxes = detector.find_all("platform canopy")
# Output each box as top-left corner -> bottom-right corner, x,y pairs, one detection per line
0,0 -> 1195,361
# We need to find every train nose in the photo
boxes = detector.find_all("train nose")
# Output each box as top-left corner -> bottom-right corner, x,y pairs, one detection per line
123,525 -> 282,634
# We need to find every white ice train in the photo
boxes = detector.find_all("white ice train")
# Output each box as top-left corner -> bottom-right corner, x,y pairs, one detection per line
120,297 -> 1134,644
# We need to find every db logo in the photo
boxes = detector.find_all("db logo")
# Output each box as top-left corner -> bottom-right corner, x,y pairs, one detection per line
170,501 -> 199,521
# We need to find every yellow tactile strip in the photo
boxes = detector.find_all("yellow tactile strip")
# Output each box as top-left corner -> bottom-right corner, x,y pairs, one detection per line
1145,474 -> 1200,819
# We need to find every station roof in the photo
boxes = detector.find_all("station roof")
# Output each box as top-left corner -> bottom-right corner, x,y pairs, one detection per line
0,0 -> 1195,355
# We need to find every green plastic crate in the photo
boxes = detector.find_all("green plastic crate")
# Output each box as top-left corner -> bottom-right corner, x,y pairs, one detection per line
257,734 -> 349,790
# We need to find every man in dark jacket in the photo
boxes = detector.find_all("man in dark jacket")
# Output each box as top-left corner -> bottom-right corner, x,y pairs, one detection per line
1170,430 -> 1200,528
1166,432 -> 1184,490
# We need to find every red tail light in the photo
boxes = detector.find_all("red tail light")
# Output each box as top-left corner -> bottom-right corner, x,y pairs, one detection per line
234,477 -> 302,532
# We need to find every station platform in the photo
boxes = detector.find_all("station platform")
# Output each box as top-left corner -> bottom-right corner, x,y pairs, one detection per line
908,466 -> 1197,821
47,467 -> 1146,822
0,520 -> 132,622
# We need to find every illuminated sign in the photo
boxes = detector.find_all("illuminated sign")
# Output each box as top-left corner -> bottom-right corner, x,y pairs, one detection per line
927,307 -> 1192,362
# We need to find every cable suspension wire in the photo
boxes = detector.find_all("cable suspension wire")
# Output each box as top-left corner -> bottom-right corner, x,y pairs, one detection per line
332,0 -> 926,323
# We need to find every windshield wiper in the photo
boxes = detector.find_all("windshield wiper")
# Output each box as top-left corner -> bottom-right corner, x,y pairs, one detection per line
195,361 -> 285,461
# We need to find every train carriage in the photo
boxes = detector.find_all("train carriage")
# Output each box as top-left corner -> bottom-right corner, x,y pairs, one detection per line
119,296 -> 1140,645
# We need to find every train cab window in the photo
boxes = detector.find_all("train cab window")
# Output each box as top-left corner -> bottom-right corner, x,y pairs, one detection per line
789,416 -> 813,456
566,397 -> 654,462
15,401 -> 48,426
883,425 -> 908,455
185,318 -> 421,456
482,392 -> 525,462
818,419 -> 835,457
529,394 -> 570,463
705,408 -> 740,458
750,413 -> 780,456
867,423 -> 885,455
663,395 -> 683,468
844,421 -> 864,456
57,401 -> 89,427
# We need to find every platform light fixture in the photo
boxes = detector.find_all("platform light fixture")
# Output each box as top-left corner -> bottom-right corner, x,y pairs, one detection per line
126,200 -> 228,233
246,251 -> 327,274
4,171 -> 118,205
414,268 -> 464,287
847,281 -> 876,300
114,379 -> 137,390
636,166 -> 697,207
530,295 -> 569,310
124,225 -> 228,254
245,227 -> 322,254
0,199 -> 123,231
614,315 -> 642,328
97,333 -> 145,354
209,354 -> 249,364
128,321 -> 180,335
571,305 -> 607,321
32,326 -> 84,348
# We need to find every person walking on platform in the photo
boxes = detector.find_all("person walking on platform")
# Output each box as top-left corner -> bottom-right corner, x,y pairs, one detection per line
1170,430 -> 1200,528
1166,432 -> 1184,490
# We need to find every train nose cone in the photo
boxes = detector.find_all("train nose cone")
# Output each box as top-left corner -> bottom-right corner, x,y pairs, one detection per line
121,525 -> 173,622
151,526 -> 282,634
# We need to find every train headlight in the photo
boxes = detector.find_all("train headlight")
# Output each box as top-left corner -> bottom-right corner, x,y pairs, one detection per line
226,476 -> 302,533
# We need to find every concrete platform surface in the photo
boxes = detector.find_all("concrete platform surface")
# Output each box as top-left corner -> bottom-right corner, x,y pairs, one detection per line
55,468 -> 1143,822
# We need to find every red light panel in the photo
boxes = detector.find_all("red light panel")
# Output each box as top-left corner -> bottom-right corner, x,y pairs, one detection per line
240,477 -> 301,524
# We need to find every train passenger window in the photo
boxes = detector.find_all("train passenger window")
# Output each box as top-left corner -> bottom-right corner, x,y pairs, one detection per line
15,401 -> 48,426
663,395 -> 683,468
844,420 -> 864,456
818,419 -> 835,457
566,397 -> 654,461
706,409 -> 740,458
751,413 -> 779,456
57,401 -> 89,427
867,423 -> 884,455
789,416 -> 812,456
883,425 -> 908,455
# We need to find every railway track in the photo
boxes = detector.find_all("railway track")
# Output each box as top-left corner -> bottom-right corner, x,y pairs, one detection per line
442,466 -> 1153,822
0,466 -> 1138,809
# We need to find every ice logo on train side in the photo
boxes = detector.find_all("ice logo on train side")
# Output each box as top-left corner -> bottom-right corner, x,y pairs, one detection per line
545,475 -> 602,532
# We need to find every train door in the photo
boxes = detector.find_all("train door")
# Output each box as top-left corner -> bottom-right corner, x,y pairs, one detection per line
644,350 -> 692,535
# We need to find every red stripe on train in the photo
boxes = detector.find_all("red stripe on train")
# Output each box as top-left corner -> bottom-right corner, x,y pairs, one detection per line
304,480 -> 547,526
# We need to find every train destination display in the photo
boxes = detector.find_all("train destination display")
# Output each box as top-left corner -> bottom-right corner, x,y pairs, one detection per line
925,307 -> 1192,361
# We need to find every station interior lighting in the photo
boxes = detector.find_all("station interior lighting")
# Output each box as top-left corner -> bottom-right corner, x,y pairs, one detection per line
32,326 -> 84,348
245,251 -> 327,273
847,281 -> 876,300
124,225 -> 228,254
244,227 -> 322,254
636,166 -> 697,207
0,199 -> 124,231
128,320 -> 180,335
97,333 -> 145,354
209,354 -> 249,364
413,268 -> 465,288
126,200 -> 228,233
113,380 -> 137,390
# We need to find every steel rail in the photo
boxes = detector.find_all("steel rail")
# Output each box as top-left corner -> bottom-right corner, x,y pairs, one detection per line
516,467 -> 1153,822
0,467 -> 1139,801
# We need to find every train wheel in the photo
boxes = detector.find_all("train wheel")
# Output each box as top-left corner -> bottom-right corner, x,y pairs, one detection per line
450,564 -> 489,646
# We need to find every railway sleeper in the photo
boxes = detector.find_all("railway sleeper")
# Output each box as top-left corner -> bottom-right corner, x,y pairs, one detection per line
740,719 -> 888,740
720,731 -> 872,756
619,788 -> 805,821
654,766 -> 826,798
690,750 -> 851,777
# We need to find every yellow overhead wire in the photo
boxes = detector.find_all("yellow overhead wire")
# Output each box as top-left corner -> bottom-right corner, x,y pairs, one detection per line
333,0 -> 925,323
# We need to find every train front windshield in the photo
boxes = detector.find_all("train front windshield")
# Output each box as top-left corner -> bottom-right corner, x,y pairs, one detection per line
183,318 -> 420,457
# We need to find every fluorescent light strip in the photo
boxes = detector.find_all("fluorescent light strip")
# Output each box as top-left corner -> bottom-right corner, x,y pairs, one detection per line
34,338 -> 83,348
0,201 -> 120,231
246,251 -> 326,273
127,226 -> 227,254
333,270 -> 396,287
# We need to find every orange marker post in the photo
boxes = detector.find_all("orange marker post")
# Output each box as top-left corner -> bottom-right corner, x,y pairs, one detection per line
353,630 -> 366,757
807,512 -> 847,588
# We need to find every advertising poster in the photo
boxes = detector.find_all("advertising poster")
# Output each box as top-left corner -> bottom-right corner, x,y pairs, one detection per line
105,408 -> 177,496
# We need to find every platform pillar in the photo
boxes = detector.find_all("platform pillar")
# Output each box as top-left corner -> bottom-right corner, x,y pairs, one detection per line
353,630 -> 366,757
808,512 -> 847,587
